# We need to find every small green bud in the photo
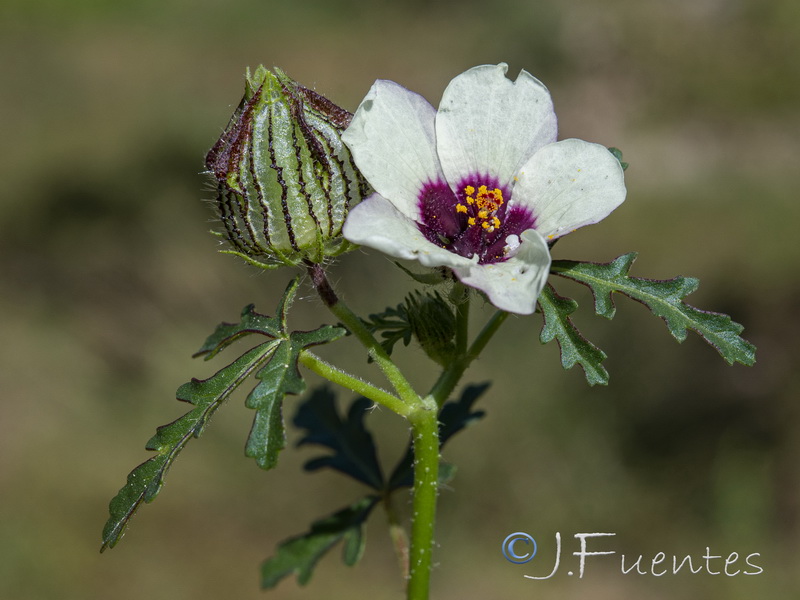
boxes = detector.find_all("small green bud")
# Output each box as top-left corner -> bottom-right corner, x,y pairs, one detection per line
205,67 -> 369,269
405,291 -> 456,367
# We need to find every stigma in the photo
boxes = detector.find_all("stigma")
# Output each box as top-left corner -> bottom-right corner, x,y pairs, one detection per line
456,184 -> 505,233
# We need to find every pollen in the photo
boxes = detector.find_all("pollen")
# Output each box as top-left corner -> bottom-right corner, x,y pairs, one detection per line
474,186 -> 504,213
457,182 -> 506,235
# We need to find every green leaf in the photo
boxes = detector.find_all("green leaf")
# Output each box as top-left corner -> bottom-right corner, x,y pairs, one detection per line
101,340 -> 280,551
551,253 -> 756,366
387,383 -> 489,489
438,382 -> 489,444
294,387 -> 384,490
101,278 -> 346,549
260,495 -> 380,588
193,277 -> 299,360
538,284 -> 609,386
243,324 -> 346,470
361,303 -> 412,357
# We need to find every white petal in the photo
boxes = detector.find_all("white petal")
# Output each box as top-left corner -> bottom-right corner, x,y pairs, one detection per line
513,139 -> 626,240
452,229 -> 551,315
436,63 -> 557,191
342,80 -> 444,220
343,193 -> 476,269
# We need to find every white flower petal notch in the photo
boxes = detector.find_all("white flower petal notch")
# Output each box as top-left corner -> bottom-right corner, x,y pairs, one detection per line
342,63 -> 627,315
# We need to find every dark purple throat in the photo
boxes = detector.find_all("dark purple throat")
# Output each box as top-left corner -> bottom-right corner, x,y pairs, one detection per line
417,175 -> 535,265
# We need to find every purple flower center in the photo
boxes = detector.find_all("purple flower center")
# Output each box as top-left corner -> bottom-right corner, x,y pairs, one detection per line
417,175 -> 536,264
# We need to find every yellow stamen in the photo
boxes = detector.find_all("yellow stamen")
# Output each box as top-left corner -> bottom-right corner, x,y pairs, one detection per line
459,183 -> 506,234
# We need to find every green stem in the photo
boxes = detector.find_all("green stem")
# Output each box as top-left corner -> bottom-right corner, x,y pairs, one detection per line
306,262 -> 420,407
304,264 -> 508,600
428,309 -> 509,408
298,351 -> 411,417
406,398 -> 440,600
453,283 -> 470,356
467,309 -> 509,360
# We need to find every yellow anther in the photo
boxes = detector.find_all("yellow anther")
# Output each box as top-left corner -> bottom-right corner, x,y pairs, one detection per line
492,216 -> 500,228
456,204 -> 467,214
467,217 -> 476,226
478,210 -> 488,219
464,185 -> 475,195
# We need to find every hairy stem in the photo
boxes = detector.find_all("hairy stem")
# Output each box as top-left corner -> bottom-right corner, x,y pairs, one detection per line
298,351 -> 411,417
306,262 -> 420,407
428,309 -> 509,407
406,398 -> 440,600
303,264 -> 508,600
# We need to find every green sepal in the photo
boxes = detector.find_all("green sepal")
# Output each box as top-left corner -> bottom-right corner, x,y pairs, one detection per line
551,253 -> 756,366
538,284 -> 609,386
608,147 -> 629,171
260,495 -> 380,589
393,261 -> 450,285
294,387 -> 384,490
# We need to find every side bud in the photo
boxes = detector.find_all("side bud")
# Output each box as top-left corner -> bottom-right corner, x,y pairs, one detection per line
205,66 -> 369,268
405,291 -> 457,367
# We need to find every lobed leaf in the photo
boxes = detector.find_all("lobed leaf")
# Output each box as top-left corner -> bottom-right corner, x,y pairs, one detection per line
101,277 -> 345,549
294,387 -> 384,490
537,284 -> 609,386
245,325 -> 346,470
260,495 -> 380,588
551,253 -> 756,366
101,341 -> 279,551
361,303 -> 412,357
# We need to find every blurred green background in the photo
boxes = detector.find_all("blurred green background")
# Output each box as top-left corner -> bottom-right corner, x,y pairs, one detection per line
2,0 -> 798,598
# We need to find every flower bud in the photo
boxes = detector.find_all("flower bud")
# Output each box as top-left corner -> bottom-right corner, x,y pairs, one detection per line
205,66 -> 369,268
405,291 -> 457,367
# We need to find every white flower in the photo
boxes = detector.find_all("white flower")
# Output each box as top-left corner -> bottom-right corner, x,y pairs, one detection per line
342,63 -> 626,314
